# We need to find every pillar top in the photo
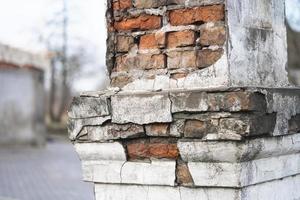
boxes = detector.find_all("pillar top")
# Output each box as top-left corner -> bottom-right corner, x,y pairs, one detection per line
106,0 -> 290,91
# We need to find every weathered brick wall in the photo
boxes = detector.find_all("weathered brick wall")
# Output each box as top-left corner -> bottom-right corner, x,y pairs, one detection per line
107,0 -> 226,89
106,0 -> 289,90
69,88 -> 300,199
68,1 -> 300,199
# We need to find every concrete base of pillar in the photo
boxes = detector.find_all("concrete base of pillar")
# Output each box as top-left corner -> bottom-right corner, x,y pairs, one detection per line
69,87 -> 300,200
94,175 -> 300,200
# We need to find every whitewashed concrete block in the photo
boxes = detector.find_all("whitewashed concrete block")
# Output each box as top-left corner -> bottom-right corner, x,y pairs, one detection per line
74,142 -> 126,161
241,175 -> 300,200
94,175 -> 300,200
95,184 -> 238,200
178,133 -> 300,162
81,160 -> 176,186
188,153 -> 300,187
227,0 -> 289,87
111,93 -> 172,124
188,162 -> 241,187
121,161 -> 176,186
82,160 -> 125,183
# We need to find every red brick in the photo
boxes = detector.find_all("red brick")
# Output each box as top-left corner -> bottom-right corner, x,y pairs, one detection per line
197,48 -> 223,68
127,139 -> 179,160
167,30 -> 195,48
115,54 -> 166,71
116,35 -> 134,52
200,25 -> 226,46
134,0 -> 167,8
167,51 -> 197,69
113,0 -> 132,10
111,74 -> 133,87
184,120 -> 207,138
169,5 -> 225,26
140,34 -> 159,49
114,15 -> 162,31
176,162 -> 194,186
145,123 -> 170,136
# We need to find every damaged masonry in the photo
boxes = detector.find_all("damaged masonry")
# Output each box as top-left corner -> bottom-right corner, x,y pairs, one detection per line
68,0 -> 300,200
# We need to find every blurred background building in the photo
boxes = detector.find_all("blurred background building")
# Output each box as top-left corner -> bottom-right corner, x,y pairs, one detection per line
0,44 -> 48,146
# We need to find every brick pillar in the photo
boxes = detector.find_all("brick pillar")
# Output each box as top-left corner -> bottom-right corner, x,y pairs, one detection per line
68,1 -> 300,199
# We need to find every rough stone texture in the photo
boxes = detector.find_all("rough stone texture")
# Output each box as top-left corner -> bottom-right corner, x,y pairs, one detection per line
171,91 -> 266,113
145,123 -> 170,137
111,93 -> 172,124
68,116 -> 111,140
82,123 -> 145,141
68,96 -> 110,119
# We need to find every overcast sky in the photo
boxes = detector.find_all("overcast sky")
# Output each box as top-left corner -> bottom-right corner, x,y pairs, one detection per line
0,0 -> 107,91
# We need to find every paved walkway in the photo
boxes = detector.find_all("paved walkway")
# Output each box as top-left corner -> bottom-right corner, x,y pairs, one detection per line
0,136 -> 94,200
